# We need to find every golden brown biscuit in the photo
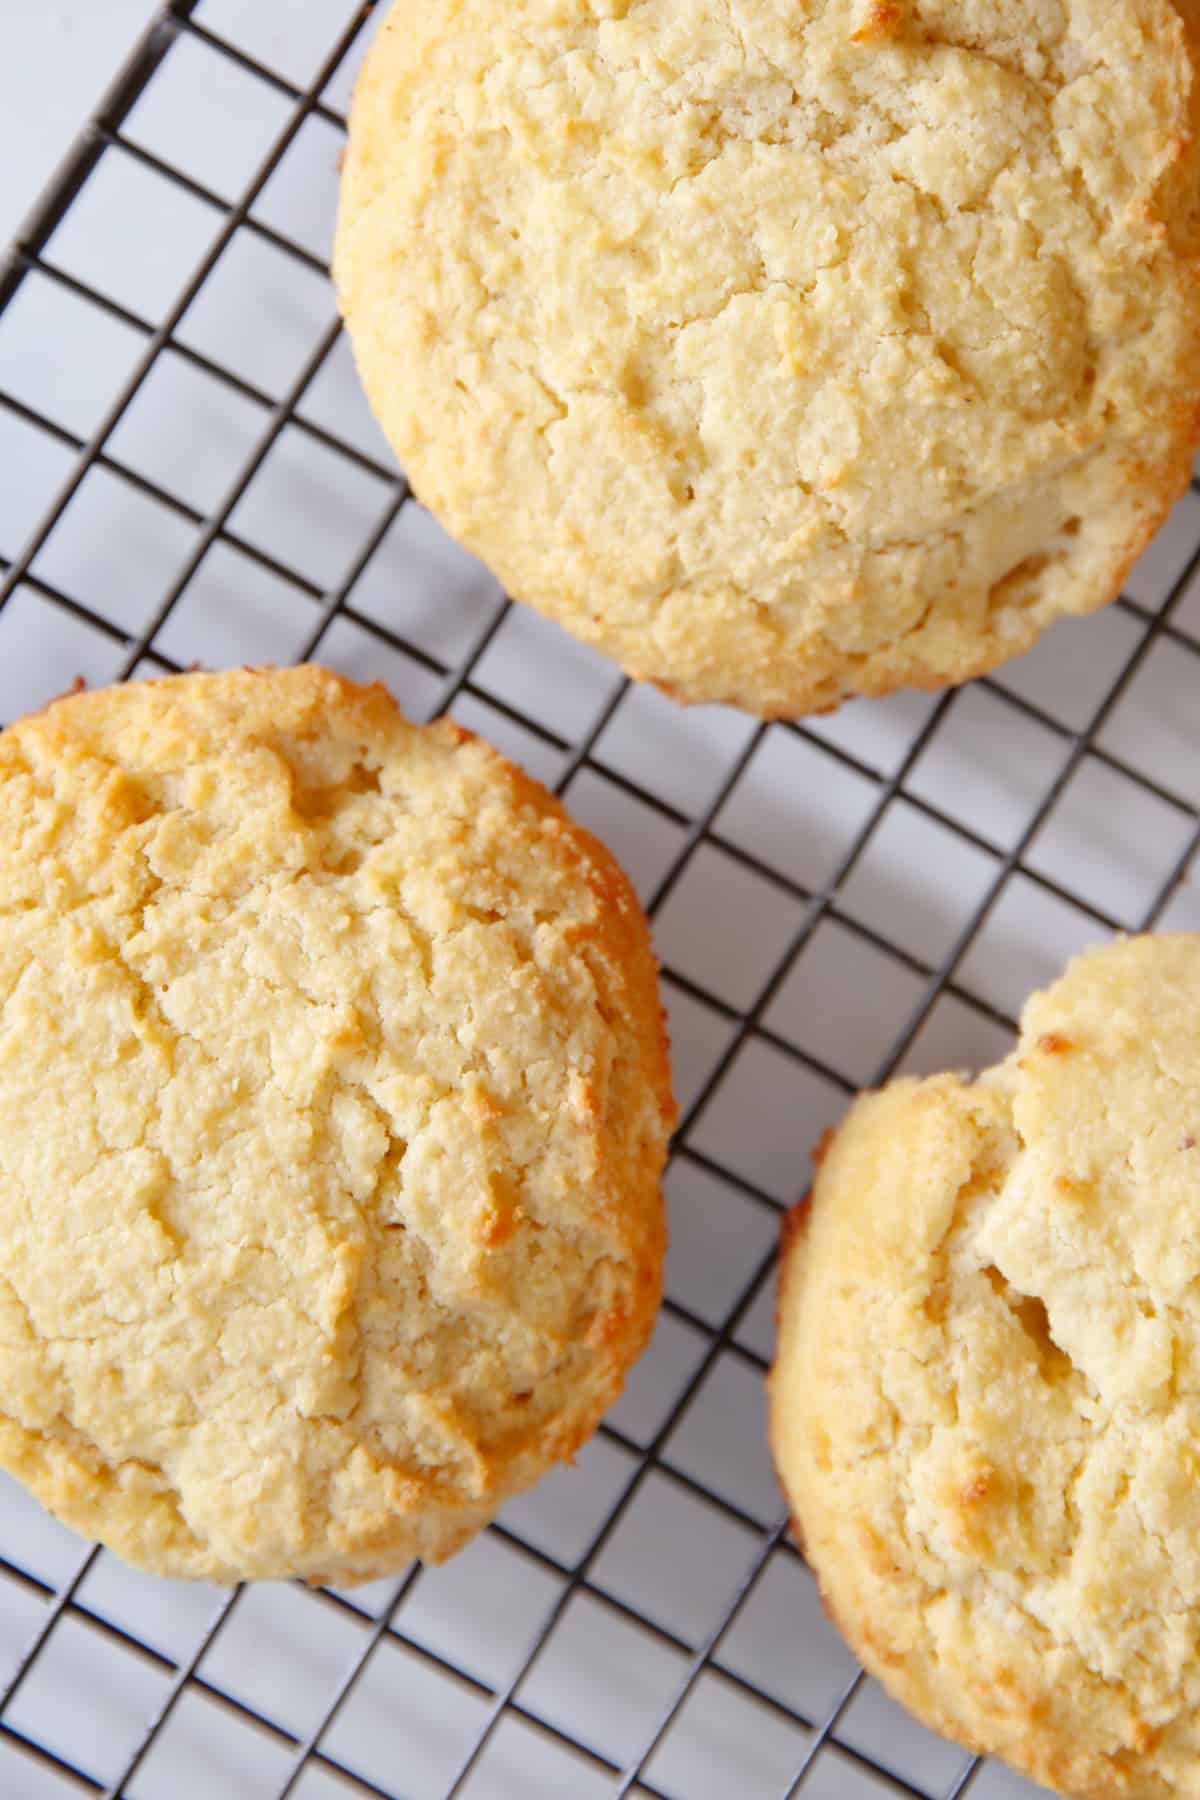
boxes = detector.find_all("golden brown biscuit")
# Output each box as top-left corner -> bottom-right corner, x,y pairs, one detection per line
335,0 -> 1200,718
0,667 -> 674,1583
771,935 -> 1200,1799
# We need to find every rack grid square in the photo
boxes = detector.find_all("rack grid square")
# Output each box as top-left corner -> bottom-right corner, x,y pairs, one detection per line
1,5 -> 1198,1796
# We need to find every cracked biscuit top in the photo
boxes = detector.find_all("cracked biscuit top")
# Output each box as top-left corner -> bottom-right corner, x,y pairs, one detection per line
0,667 -> 673,1583
336,0 -> 1200,717
771,934 -> 1200,1799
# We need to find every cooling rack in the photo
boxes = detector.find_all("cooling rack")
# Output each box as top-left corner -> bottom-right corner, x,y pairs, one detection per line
0,3 -> 1198,1796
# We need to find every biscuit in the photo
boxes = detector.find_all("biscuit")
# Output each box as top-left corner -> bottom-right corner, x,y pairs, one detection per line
335,0 -> 1200,717
0,667 -> 674,1584
770,935 -> 1200,1798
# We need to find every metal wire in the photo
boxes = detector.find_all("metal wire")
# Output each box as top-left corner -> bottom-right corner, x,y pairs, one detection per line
0,4 -> 1198,1796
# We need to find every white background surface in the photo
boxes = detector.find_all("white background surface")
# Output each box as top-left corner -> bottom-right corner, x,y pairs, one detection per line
1,2 -> 162,245
0,4 -> 1198,1799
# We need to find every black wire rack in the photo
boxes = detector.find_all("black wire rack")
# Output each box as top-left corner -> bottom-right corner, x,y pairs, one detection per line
1,3 -> 1199,1796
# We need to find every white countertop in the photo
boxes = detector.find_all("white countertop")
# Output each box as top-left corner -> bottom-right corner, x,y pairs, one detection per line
2,2 -> 161,246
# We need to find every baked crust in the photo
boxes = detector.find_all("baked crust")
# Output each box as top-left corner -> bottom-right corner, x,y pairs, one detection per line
0,666 -> 674,1583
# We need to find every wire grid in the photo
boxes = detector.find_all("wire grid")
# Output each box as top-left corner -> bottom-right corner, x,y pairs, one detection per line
0,2 -> 1199,1796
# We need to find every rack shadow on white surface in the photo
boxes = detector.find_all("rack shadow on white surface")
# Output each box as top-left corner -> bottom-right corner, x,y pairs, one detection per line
1,3 -> 1198,1797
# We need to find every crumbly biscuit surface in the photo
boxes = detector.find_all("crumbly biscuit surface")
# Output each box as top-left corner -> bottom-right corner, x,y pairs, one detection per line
772,935 -> 1200,1797
0,668 -> 673,1583
336,0 -> 1200,716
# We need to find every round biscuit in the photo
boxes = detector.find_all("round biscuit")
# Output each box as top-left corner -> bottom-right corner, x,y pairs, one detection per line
0,666 -> 674,1584
335,0 -> 1200,716
772,935 -> 1200,1798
